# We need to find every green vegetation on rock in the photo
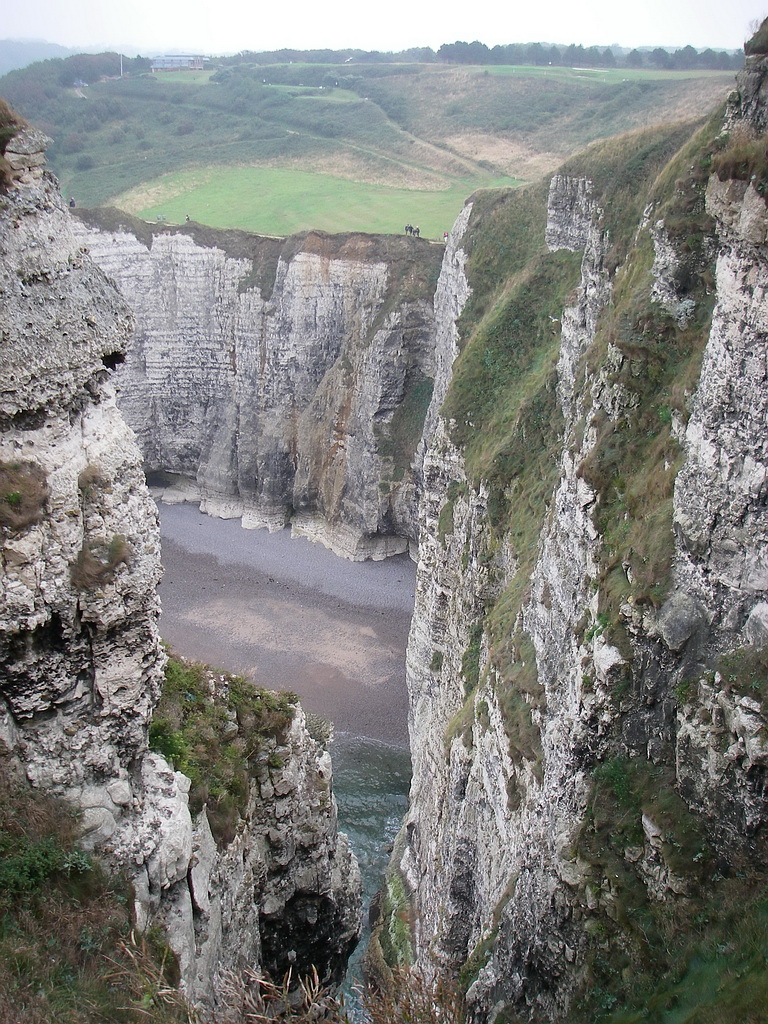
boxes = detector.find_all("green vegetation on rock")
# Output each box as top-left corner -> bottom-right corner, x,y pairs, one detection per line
0,96 -> 25,188
575,118 -> 721,640
0,460 -> 48,532
70,534 -> 132,590
715,645 -> 768,705
442,182 -> 581,685
149,653 -> 297,844
570,758 -> 768,1024
0,757 -> 186,1024
375,370 -> 435,478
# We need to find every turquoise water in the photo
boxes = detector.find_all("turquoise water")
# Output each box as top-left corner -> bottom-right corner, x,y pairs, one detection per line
331,732 -> 411,1002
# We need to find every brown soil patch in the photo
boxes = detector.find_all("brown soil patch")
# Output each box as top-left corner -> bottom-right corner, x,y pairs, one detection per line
443,132 -> 563,180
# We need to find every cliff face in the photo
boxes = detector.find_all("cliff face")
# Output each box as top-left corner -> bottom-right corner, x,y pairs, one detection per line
138,701 -> 361,1007
0,124 -> 161,803
387,56 -> 768,1023
71,212 -> 442,560
0,128 -> 360,1012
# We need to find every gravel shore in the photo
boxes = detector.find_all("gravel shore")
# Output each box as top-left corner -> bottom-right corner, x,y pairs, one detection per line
157,503 -> 415,746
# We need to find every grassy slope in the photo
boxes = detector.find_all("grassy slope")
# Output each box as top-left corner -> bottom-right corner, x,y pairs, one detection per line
122,164 -> 500,239
0,654 -> 303,1023
0,60 -> 734,236
439,111 -> 768,1022
357,65 -> 736,179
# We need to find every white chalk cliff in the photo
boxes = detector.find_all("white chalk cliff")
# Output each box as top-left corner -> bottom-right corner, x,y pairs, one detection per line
0,126 -> 360,1013
4,43 -> 768,1024
72,212 -> 442,560
379,55 -> 768,1024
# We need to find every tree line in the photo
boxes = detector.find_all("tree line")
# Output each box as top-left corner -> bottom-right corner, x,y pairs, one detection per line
222,42 -> 742,71
436,40 -> 741,69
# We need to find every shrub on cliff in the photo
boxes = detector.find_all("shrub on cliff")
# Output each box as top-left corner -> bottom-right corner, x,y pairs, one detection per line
745,17 -> 768,56
712,122 -> 768,195
0,98 -> 25,190
0,460 -> 48,532
149,653 -> 297,844
70,534 -> 132,589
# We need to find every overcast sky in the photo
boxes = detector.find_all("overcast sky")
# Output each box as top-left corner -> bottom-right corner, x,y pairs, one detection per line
4,0 -> 765,55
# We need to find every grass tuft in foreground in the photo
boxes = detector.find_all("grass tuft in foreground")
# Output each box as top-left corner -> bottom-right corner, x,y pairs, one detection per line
0,756 -> 188,1024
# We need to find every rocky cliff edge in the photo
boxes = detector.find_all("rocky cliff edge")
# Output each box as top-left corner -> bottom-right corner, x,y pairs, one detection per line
383,51 -> 768,1024
0,123 -> 360,1013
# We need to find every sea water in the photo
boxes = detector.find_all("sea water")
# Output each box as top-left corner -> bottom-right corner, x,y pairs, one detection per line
332,732 -> 411,1001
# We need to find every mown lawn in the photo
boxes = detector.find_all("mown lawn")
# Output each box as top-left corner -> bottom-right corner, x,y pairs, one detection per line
118,165 -> 520,239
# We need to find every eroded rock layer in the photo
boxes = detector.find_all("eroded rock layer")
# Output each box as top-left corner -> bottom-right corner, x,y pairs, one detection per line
381,55 -> 768,1024
72,211 -> 443,560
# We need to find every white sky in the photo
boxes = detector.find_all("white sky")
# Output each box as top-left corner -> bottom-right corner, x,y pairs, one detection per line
3,0 -> 766,55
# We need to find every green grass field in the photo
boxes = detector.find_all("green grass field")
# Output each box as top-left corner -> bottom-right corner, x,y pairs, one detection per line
121,165 -> 518,238
151,69 -> 216,84
0,55 -> 735,238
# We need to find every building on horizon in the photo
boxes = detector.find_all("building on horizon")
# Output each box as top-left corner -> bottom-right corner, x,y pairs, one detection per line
151,55 -> 207,72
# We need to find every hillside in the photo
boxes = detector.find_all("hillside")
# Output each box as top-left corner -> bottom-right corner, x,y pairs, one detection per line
0,39 -> 74,76
0,54 -> 736,236
370,43 -> 768,1024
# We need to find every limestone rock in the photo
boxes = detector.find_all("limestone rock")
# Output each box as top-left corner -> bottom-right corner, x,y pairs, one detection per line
0,124 -> 361,1015
390,53 -> 768,1024
72,213 -> 442,559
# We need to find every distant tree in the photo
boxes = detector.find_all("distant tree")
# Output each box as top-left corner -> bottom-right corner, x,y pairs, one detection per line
437,41 -> 490,63
58,52 -> 122,87
397,47 -> 436,63
562,43 -> 586,66
127,56 -> 151,74
490,43 -> 525,64
583,46 -> 602,66
649,47 -> 671,68
671,44 -> 698,69
547,45 -> 563,66
697,48 -> 716,68
525,42 -> 547,66
626,49 -> 644,67
694,48 -> 739,70
600,47 -> 617,67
